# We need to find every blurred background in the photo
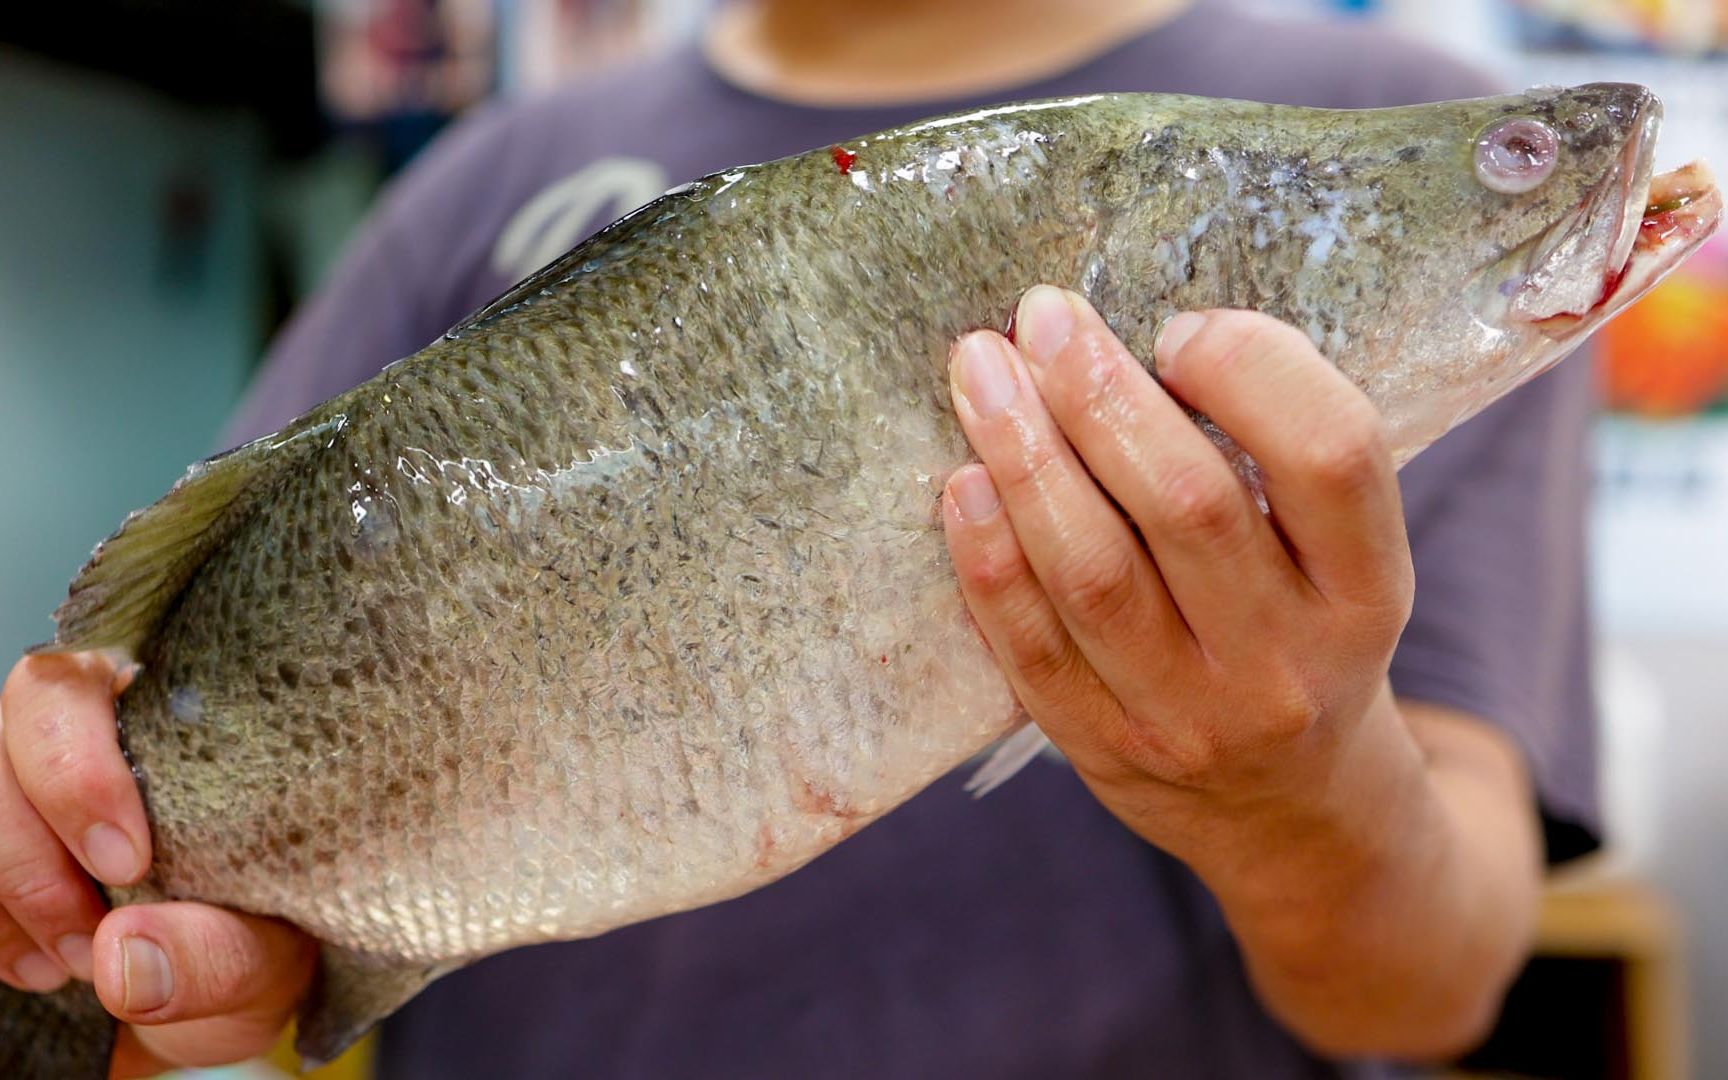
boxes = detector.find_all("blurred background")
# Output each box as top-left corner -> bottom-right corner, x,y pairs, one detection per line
1,1 -> 1724,1077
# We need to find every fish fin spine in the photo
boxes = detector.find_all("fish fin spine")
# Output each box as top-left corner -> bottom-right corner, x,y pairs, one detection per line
963,721 -> 1053,797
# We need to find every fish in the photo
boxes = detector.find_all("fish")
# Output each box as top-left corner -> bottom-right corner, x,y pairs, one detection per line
4,83 -> 1719,1078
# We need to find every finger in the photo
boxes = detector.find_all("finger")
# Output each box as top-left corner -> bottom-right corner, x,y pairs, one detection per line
1011,287 -> 1307,655
948,329 -> 1188,695
0,902 -> 70,992
95,902 -> 314,1070
3,654 -> 151,887
0,742 -> 108,982
1154,310 -> 1411,608
942,465 -> 1135,773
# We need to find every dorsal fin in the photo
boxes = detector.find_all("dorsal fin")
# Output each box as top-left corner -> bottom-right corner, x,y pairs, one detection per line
31,415 -> 347,659
443,174 -> 722,340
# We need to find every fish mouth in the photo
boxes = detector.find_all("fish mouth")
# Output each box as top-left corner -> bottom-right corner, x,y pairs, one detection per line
1512,105 -> 1723,336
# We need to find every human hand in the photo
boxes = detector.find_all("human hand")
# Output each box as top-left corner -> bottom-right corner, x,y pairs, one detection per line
0,653 -> 315,1077
942,288 -> 1416,851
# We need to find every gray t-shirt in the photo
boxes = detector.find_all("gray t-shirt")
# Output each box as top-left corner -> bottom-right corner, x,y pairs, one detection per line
227,4 -> 1599,1076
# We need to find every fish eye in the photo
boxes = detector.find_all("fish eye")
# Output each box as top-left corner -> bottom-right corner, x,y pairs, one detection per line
1474,118 -> 1560,194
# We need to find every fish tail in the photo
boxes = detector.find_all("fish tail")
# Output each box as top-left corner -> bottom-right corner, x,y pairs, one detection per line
29,411 -> 346,660
0,979 -> 116,1079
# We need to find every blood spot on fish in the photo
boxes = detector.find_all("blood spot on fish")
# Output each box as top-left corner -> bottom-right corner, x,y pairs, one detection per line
830,145 -> 857,174
1599,264 -> 1625,304
795,777 -> 867,821
1640,209 -> 1683,245
754,823 -> 777,870
879,655 -> 889,664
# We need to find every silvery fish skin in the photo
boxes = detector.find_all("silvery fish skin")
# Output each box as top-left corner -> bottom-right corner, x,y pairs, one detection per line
10,84 -> 1721,1072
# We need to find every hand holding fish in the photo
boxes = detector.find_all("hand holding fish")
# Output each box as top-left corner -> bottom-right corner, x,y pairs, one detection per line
942,288 -> 1543,1056
0,654 -> 313,1077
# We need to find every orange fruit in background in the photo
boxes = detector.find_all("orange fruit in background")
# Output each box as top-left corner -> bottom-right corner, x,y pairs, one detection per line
1599,245 -> 1728,417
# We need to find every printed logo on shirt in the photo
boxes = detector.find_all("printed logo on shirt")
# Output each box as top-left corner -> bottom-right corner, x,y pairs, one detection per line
492,157 -> 671,281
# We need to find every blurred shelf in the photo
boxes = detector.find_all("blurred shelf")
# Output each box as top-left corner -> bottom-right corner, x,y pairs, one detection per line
1454,862 -> 1689,1080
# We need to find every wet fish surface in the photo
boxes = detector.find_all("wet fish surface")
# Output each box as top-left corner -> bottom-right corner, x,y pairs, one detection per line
3,83 -> 1719,1077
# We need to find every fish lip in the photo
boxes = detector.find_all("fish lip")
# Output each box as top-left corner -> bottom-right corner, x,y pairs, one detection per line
1603,106 -> 1660,296
1532,159 -> 1723,338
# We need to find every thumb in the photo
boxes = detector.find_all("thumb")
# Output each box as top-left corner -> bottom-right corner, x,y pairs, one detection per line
93,901 -> 315,1075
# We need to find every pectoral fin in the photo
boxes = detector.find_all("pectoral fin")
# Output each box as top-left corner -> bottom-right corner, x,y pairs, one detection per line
964,722 -> 1053,797
296,943 -> 455,1069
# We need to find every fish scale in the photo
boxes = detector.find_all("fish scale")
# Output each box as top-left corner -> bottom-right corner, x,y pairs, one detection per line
4,84 -> 1718,1076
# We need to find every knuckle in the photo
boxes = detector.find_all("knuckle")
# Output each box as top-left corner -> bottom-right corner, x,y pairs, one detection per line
29,745 -> 117,817
1077,349 -> 1135,417
1049,547 -> 1140,632
187,922 -> 264,1008
957,541 -> 1028,599
1360,594 -> 1415,655
1267,679 -> 1327,742
1388,561 -> 1416,623
1119,721 -> 1222,788
1153,460 -> 1243,541
1366,555 -> 1417,631
15,699 -> 74,758
1334,549 -> 1417,643
0,859 -> 80,920
1001,612 -> 1079,694
1301,406 -> 1389,492
996,454 -> 1052,510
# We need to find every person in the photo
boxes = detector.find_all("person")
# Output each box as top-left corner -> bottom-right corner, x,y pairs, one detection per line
0,0 -> 1601,1075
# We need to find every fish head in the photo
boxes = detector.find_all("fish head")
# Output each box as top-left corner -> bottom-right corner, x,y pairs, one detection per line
1327,82 -> 1721,461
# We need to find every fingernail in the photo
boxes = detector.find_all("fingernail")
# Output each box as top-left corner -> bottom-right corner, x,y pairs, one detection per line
56,934 -> 93,981
950,466 -> 1001,522
1017,285 -> 1075,366
1154,311 -> 1207,372
110,660 -> 141,695
955,333 -> 1018,418
14,950 -> 67,992
82,822 -> 139,884
122,936 -> 172,1012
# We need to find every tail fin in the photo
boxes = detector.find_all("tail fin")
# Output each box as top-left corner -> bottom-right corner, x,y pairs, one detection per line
30,414 -> 346,659
0,980 -> 116,1079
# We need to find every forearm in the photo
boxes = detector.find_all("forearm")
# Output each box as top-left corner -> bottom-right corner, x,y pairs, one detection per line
1141,685 -> 1543,1059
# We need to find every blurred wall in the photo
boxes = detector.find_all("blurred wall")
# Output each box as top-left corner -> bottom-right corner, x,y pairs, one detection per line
0,49 -> 265,661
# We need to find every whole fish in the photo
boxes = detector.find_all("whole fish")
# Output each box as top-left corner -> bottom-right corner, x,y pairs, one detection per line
6,83 -> 1719,1077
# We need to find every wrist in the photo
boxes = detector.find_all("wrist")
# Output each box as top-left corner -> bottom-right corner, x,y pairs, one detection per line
1142,681 -> 1437,919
